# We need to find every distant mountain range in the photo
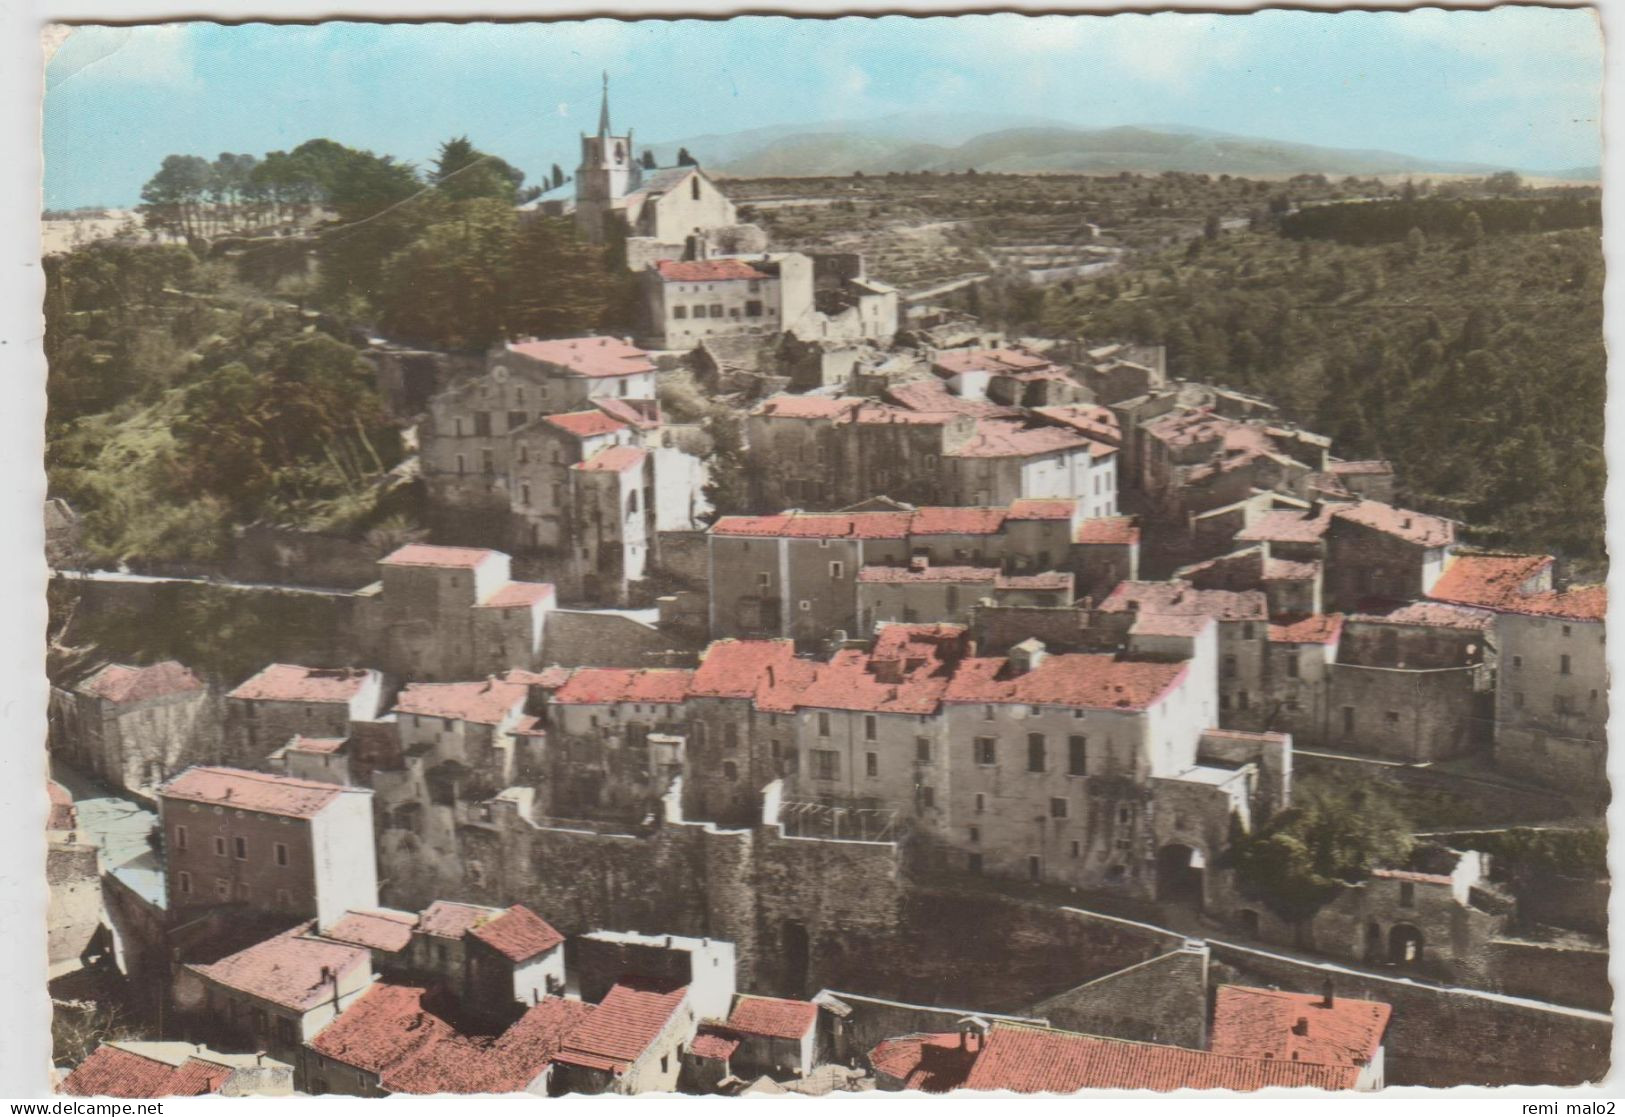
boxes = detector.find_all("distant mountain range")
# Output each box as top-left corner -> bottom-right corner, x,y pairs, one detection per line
646,114 -> 1598,181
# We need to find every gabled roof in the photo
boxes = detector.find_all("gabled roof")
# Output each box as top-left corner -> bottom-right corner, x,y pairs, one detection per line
655,258 -> 769,282
1330,500 -> 1454,549
946,419 -> 1098,460
1428,553 -> 1554,610
475,581 -> 555,609
710,511 -> 911,540
556,979 -> 689,1074
322,909 -> 418,953
468,905 -> 565,963
960,1022 -> 1362,1093
1209,985 -> 1390,1069
944,654 -> 1187,713
550,668 -> 694,706
1355,601 -> 1494,632
505,337 -> 656,379
689,1026 -> 742,1061
1098,580 -> 1268,622
228,664 -> 376,704
188,924 -> 372,1013
417,900 -> 505,940
393,680 -> 528,726
1235,506 -> 1337,546
380,544 -> 501,570
689,639 -> 800,700
1267,614 -> 1345,645
542,410 -> 627,439
751,395 -> 864,421
78,661 -> 204,704
726,995 -> 818,1041
868,1032 -> 978,1093
59,1045 -> 235,1099
1075,516 -> 1140,545
1500,584 -> 1606,622
886,378 -> 1022,419
160,766 -> 359,819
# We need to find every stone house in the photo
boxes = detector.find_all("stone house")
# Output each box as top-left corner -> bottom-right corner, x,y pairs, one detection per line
712,994 -> 820,1080
159,766 -> 379,932
392,677 -> 531,806
942,417 -> 1118,509
50,660 -> 213,800
928,346 -> 1092,409
1321,501 -> 1456,612
857,563 -> 1074,628
47,780 -> 103,977
225,664 -> 385,767
59,1042 -> 295,1098
551,978 -> 695,1095
543,667 -> 693,821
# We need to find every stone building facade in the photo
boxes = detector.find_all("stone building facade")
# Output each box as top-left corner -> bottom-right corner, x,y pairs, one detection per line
50,661 -> 214,799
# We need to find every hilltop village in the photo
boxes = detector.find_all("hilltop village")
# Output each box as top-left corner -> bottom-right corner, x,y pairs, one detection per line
45,85 -> 1610,1096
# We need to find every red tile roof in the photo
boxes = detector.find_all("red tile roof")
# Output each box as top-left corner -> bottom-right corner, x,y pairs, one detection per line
1359,601 -> 1494,632
796,625 -> 968,716
689,640 -> 800,700
932,346 -> 1056,377
287,735 -> 347,755
468,905 -> 565,962
1209,985 -> 1390,1070
323,910 -> 417,953
945,653 -> 1187,713
394,679 -> 528,726
417,900 -> 504,940
189,924 -> 371,1013
505,666 -> 574,690
1074,516 -> 1140,545
160,766 -> 352,819
556,979 -> 689,1074
60,1046 -> 229,1099
79,661 -> 204,704
947,419 -> 1095,459
655,258 -> 769,282
550,668 -> 694,706
1268,614 -> 1345,645
711,510 -> 913,540
592,397 -> 662,430
380,543 -> 501,569
909,507 -> 1010,536
1130,614 -> 1215,638
886,378 -> 1022,419
1264,558 -> 1320,582
868,1033 -> 978,1093
574,445 -> 648,473
1429,553 -> 1554,609
1501,584 -> 1607,621
1331,500 -> 1455,548
852,401 -> 953,426
961,1023 -> 1361,1093
1032,404 -> 1123,445
310,983 -> 461,1076
542,410 -> 627,439
48,779 -> 77,830
726,996 -> 818,1041
384,997 -> 593,1095
1008,498 -> 1077,521
506,336 -> 656,379
689,1026 -> 742,1061
1098,581 -> 1268,621
476,581 -> 555,609
1235,506 -> 1337,546
1328,459 -> 1393,476
228,664 -> 375,704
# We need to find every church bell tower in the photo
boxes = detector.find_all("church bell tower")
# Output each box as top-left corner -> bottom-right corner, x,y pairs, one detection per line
575,73 -> 639,242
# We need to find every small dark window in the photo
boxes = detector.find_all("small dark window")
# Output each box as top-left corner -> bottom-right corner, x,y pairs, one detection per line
866,752 -> 878,778
1399,881 -> 1416,907
1560,654 -> 1572,675
1050,798 -> 1068,819
1068,736 -> 1087,776
233,836 -> 247,860
1027,734 -> 1046,772
864,715 -> 877,741
723,761 -> 738,782
915,737 -> 932,764
968,826 -> 981,844
274,842 -> 289,867
975,737 -> 996,766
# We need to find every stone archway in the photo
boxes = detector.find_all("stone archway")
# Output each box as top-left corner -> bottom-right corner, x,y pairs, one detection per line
1388,922 -> 1424,965
1155,843 -> 1204,909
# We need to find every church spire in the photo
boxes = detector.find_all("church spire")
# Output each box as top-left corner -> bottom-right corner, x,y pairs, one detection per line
598,71 -> 611,137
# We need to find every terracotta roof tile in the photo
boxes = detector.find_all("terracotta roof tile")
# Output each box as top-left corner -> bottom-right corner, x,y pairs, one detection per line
1032,404 -> 1123,446
909,507 -> 1010,536
655,258 -> 770,282
1264,558 -> 1320,582
323,910 -> 418,953
550,668 -> 693,706
380,544 -> 501,569
946,419 -> 1094,459
1268,614 -> 1345,645
476,581 -> 555,609
1209,985 -> 1390,1069
945,653 -> 1187,712
468,905 -> 564,963
1007,498 -> 1077,521
1331,500 -> 1455,548
506,337 -> 656,379
1131,614 -> 1215,638
542,410 -> 627,439
961,1023 -> 1361,1093
689,1026 -> 742,1061
932,346 -> 1056,377
1328,460 -> 1393,476
726,996 -> 818,1040
1429,553 -> 1554,609
1502,584 -> 1606,621
1235,506 -> 1337,546
60,1046 -> 222,1098
556,979 -> 689,1074
393,680 -> 528,726
189,924 -> 372,1013
1098,581 -> 1268,621
868,1033 -> 978,1093
1372,868 -> 1453,885
751,395 -> 864,421
592,396 -> 662,430
417,901 -> 504,940
573,445 -> 648,473
1074,516 -> 1140,545
79,661 -> 204,704
886,379 -> 1022,419
710,511 -> 911,540
160,766 -> 354,819
796,625 -> 968,715
286,735 -> 347,755
690,640 -> 800,700
228,664 -> 376,704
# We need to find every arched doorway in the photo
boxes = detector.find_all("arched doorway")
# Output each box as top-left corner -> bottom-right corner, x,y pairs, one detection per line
1388,923 -> 1424,965
1155,843 -> 1204,909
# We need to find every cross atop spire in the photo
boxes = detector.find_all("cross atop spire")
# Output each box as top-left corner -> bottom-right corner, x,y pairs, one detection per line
598,71 -> 612,137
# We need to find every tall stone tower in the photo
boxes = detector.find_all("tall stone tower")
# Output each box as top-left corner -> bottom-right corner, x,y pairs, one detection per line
575,73 -> 640,243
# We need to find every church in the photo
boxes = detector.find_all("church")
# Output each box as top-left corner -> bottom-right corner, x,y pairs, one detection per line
525,75 -> 767,268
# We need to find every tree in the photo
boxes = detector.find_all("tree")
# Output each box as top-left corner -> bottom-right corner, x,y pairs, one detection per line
374,197 -> 518,348
1485,170 -> 1524,196
432,135 -> 525,203
551,164 -> 566,189
1203,213 -> 1222,240
140,154 -> 213,238
640,149 -> 657,170
1462,210 -> 1485,248
1405,226 -> 1427,265
676,147 -> 698,167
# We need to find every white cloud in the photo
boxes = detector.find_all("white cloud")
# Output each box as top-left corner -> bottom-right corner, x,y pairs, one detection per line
46,24 -> 197,91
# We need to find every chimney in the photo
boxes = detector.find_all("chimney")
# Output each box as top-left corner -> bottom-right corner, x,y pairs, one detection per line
1321,978 -> 1335,1008
1009,638 -> 1047,676
1292,1017 -> 1309,1036
765,665 -> 776,688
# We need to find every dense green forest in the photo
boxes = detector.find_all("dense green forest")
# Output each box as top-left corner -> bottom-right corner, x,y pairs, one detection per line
1026,200 -> 1606,564
46,136 -> 628,567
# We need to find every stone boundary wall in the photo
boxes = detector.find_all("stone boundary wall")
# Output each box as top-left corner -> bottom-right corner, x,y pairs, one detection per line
229,525 -> 389,590
1208,939 -> 1612,1087
818,989 -> 1047,1066
1295,750 -> 1578,827
1483,938 -> 1612,1014
1029,945 -> 1209,1049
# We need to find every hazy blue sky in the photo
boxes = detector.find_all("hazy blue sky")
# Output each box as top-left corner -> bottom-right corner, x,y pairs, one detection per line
43,9 -> 1602,209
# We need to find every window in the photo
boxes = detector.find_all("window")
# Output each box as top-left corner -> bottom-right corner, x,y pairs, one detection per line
916,737 -> 932,764
1238,691 -> 1250,711
1560,654 -> 1572,675
1385,710 -> 1400,725
920,786 -> 935,809
968,826 -> 981,844
1563,624 -> 1573,638
1513,655 -> 1523,670
274,842 -> 289,867
745,300 -> 763,317
866,752 -> 878,778
1223,655 -> 1237,679
215,878 -> 231,900
1399,881 -> 1416,907
178,871 -> 192,895
829,561 -> 845,580
1027,734 -> 1046,772
673,305 -> 688,319
520,482 -> 531,507
812,750 -> 839,780
507,410 -> 528,432
214,836 -> 227,857
1242,622 -> 1255,640
1068,736 -> 1087,776
818,712 -> 831,737
1118,805 -> 1132,825
757,572 -> 772,589
982,705 -> 996,722
725,723 -> 739,751
175,825 -> 188,851
974,737 -> 997,766
474,412 -> 492,437
799,600 -> 811,612
1029,856 -> 1042,881
1050,797 -> 1068,819
234,836 -> 247,860
691,177 -> 701,201
1286,656 -> 1300,679
1071,840 -> 1082,858
710,304 -> 724,318
864,715 -> 877,741
723,761 -> 739,782
975,793 -> 985,814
